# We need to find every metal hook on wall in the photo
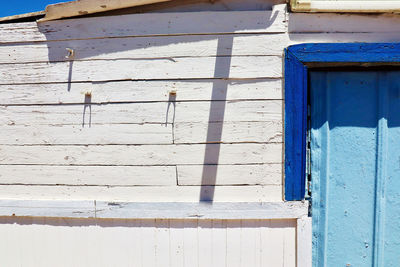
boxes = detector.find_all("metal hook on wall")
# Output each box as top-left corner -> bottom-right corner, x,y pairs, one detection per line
65,48 -> 75,59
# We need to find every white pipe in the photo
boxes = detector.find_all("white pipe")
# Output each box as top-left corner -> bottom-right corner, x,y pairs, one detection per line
292,0 -> 400,12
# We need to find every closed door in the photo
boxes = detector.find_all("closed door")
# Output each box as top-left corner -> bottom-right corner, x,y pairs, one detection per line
310,69 -> 400,267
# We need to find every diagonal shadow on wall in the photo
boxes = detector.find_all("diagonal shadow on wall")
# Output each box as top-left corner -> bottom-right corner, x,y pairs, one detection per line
6,4 -> 283,202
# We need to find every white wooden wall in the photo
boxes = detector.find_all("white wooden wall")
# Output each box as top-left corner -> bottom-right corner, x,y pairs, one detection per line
0,5 -> 289,202
0,217 -> 296,267
2,5 -> 399,202
1,2 -> 400,266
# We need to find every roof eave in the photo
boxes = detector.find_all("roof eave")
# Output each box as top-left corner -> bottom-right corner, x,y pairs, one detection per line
0,11 -> 45,23
39,0 -> 173,22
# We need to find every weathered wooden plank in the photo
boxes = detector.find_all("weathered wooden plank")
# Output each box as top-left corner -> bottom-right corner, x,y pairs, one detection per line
0,79 -> 282,105
211,219 -> 227,267
289,32 -> 400,45
40,0 -> 174,22
174,100 -> 282,123
0,103 -> 170,125
0,200 -> 309,219
198,220 -> 212,267
283,220 -> 297,267
177,164 -> 281,185
289,12 -> 400,33
0,124 -> 173,145
0,216 -> 299,267
95,202 -> 308,219
94,218 -> 142,267
297,216 -> 312,267
0,56 -> 282,84
0,122 -> 282,145
0,101 -> 282,125
183,219 -> 198,266
174,121 -> 282,143
0,8 -> 286,43
155,219 -> 170,267
226,220 -> 241,267
0,200 -> 95,218
141,219 -> 157,267
240,220 -> 260,267
261,219 -> 297,266
0,34 -> 288,63
0,143 -> 282,165
0,185 -> 283,202
169,220 -> 185,267
0,165 -> 177,186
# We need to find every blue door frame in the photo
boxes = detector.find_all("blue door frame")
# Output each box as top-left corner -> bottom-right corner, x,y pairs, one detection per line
284,43 -> 400,201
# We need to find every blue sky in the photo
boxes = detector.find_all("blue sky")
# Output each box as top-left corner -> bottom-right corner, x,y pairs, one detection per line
1,0 -> 65,17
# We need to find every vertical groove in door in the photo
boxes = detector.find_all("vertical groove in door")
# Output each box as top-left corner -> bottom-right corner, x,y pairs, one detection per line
310,71 -> 329,267
321,72 -> 331,267
373,72 -> 389,266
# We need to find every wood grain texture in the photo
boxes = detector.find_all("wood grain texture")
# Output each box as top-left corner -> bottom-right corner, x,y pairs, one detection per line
0,101 -> 282,125
297,216 -> 312,267
211,219 -> 227,267
261,219 -> 297,267
289,12 -> 400,33
0,124 -> 173,145
198,219 -> 213,267
0,8 -> 289,205
240,220 -> 260,267
183,219 -> 198,266
0,200 -> 309,218
284,47 -> 307,201
174,121 -> 282,143
0,165 -> 177,186
177,164 -> 281,185
0,143 -> 282,165
0,56 -> 282,84
0,217 -> 296,267
155,219 -> 170,267
0,79 -> 283,105
0,121 -> 282,145
94,201 -> 308,219
0,7 -> 286,43
0,34 -> 288,64
0,185 -> 283,202
174,100 -> 282,123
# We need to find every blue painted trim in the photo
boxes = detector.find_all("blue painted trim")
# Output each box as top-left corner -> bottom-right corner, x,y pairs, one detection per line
284,49 -> 307,201
284,43 -> 400,201
288,43 -> 400,63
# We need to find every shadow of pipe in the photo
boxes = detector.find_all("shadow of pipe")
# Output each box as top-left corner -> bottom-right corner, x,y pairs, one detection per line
33,4 -> 281,202
199,35 -> 233,202
67,60 -> 73,92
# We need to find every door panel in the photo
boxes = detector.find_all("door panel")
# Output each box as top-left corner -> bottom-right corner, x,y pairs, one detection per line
383,71 -> 400,267
311,70 -> 400,266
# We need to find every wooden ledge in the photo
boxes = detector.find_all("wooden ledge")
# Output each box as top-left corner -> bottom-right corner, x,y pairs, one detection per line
0,200 -> 308,220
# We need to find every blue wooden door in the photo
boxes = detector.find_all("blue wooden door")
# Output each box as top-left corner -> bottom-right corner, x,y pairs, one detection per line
310,70 -> 400,267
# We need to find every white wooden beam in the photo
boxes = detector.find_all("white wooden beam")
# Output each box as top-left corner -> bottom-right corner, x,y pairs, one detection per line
0,34 -> 288,64
0,143 -> 282,165
0,56 -> 282,84
0,79 -> 283,105
0,200 -> 308,219
0,185 -> 283,202
0,8 -> 286,43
